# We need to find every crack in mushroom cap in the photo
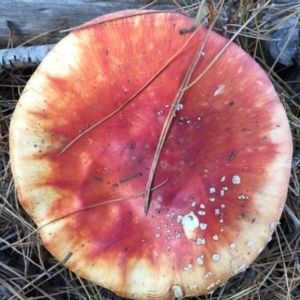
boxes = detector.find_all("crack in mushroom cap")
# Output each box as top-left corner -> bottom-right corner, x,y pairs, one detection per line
10,10 -> 292,300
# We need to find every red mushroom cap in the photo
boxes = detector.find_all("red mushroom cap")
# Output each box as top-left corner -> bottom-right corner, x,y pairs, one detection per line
10,10 -> 292,299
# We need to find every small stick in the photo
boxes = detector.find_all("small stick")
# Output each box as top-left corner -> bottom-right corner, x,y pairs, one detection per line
119,173 -> 142,183
229,150 -> 238,162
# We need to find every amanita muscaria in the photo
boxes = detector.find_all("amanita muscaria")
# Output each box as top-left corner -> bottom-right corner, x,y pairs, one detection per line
10,10 -> 292,299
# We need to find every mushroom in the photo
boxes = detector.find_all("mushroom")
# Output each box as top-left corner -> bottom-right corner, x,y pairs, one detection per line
10,10 -> 292,299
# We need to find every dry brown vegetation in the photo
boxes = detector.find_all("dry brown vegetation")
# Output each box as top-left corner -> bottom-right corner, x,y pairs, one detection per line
0,0 -> 299,299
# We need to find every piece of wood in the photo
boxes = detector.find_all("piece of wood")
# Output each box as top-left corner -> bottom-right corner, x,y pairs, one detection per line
0,0 -> 178,48
0,45 -> 54,69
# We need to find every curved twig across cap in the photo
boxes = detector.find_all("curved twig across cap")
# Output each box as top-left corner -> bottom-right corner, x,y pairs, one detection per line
10,10 -> 292,299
